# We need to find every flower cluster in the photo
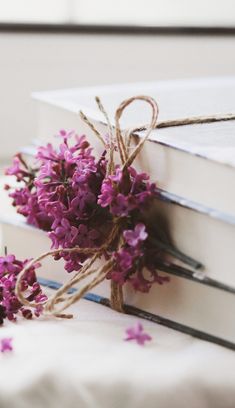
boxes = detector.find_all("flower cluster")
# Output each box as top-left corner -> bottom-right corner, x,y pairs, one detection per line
98,166 -> 156,217
0,254 -> 47,324
6,130 -> 169,292
7,131 -> 109,272
35,131 -> 109,272
5,154 -> 52,231
108,223 -> 169,292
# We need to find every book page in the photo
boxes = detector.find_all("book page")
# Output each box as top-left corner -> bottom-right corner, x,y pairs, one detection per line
33,76 -> 235,166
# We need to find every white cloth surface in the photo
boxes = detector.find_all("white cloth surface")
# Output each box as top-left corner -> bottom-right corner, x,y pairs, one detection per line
0,290 -> 234,408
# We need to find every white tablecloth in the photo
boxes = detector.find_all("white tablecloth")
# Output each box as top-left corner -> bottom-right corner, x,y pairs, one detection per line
0,290 -> 234,408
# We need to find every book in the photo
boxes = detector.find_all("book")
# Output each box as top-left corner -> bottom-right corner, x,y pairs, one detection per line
32,76 -> 235,216
1,176 -> 235,348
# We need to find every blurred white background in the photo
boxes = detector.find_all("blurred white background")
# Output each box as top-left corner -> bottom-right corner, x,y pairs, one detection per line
0,0 -> 235,160
1,0 -> 235,26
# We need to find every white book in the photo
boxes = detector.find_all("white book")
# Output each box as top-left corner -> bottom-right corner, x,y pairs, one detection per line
3,173 -> 235,288
32,76 -> 235,216
1,177 -> 235,349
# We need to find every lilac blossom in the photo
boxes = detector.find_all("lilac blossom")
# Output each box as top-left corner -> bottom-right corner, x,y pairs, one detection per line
124,322 -> 152,345
6,153 -> 52,231
0,255 -> 47,324
6,131 -> 170,293
49,218 -> 78,249
0,338 -> 13,353
5,155 -> 29,182
124,223 -> 148,247
98,165 -> 157,217
109,223 -> 169,292
0,255 -> 17,277
6,133 -> 107,272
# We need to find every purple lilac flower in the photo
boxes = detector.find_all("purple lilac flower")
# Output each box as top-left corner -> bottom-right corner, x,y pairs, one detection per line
49,218 -> 78,249
124,322 -> 152,345
0,255 -> 47,324
0,338 -> 13,353
6,152 -> 53,231
6,133 -> 108,272
36,143 -> 59,162
98,166 -> 157,217
76,224 -> 99,247
5,155 -> 29,182
110,194 -> 130,217
56,129 -> 74,140
0,255 -> 17,277
123,223 -> 148,247
35,134 -> 106,269
6,131 -> 169,293
110,222 -> 169,292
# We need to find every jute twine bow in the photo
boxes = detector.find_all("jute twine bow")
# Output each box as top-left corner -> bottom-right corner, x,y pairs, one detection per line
15,95 -> 159,318
15,95 -> 235,318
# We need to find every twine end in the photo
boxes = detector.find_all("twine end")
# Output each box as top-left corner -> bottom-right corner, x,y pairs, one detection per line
79,110 -> 86,120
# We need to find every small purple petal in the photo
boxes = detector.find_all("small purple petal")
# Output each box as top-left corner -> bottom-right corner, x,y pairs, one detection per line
123,223 -> 148,247
124,322 -> 152,346
0,338 -> 13,353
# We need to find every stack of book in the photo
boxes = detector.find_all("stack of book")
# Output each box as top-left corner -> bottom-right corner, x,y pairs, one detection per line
2,77 -> 235,349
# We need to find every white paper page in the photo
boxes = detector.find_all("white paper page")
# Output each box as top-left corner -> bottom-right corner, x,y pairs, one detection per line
33,76 -> 235,166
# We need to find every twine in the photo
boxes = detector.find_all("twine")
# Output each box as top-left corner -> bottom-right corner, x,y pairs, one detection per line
15,95 -> 235,318
151,112 -> 235,129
